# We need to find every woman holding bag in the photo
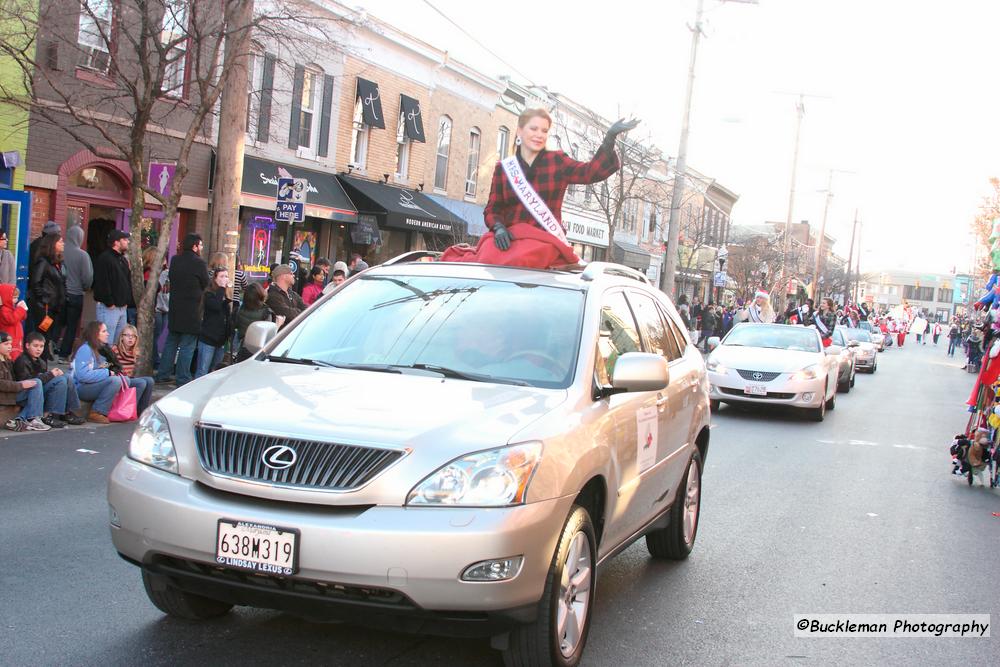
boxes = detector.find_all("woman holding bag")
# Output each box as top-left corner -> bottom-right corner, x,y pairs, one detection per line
71,321 -> 152,423
29,232 -> 66,360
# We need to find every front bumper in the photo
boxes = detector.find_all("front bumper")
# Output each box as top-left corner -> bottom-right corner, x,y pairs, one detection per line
855,354 -> 876,369
109,458 -> 572,630
707,371 -> 826,408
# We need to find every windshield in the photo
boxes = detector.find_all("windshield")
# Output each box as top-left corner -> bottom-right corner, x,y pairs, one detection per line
724,325 -> 820,353
844,328 -> 873,343
269,274 -> 585,388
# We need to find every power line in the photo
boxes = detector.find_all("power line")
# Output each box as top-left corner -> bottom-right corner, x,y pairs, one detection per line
420,0 -> 536,85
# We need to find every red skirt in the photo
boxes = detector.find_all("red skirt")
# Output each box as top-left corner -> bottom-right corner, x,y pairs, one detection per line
441,223 -> 580,269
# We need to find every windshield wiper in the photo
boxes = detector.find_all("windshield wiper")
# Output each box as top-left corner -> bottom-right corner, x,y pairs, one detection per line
326,362 -> 404,374
403,363 -> 531,386
265,354 -> 335,368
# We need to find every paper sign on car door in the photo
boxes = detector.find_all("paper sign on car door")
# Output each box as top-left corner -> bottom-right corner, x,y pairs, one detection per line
636,406 -> 658,473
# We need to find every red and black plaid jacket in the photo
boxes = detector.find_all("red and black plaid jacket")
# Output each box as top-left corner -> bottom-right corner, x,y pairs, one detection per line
483,144 -> 620,232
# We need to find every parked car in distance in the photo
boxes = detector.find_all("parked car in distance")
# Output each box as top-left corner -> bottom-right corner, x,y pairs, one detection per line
705,323 -> 840,421
830,328 -> 858,392
841,327 -> 878,373
108,258 -> 712,667
858,320 -> 885,351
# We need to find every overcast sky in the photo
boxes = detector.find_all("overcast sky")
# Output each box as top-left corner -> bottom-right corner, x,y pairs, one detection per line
355,0 -> 1000,275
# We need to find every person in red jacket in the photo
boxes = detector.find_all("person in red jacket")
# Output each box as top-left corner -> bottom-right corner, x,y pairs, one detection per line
441,108 -> 637,269
0,283 -> 28,361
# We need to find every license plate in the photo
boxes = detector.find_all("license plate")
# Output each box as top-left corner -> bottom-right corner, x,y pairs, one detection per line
744,384 -> 768,396
216,519 -> 299,575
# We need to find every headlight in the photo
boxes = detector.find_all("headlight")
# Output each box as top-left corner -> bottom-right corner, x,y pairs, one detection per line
790,365 -> 818,381
407,442 -> 542,507
706,358 -> 727,374
128,406 -> 178,474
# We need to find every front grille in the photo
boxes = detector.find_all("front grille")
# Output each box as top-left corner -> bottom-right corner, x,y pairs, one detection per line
736,369 -> 782,382
195,425 -> 405,491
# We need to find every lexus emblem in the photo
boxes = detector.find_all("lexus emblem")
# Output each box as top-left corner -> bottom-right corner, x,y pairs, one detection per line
262,445 -> 297,470
752,372 -> 764,381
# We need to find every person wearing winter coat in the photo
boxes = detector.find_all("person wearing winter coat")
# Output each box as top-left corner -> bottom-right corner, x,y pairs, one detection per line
58,225 -> 94,361
0,229 -> 16,284
14,331 -> 85,427
156,233 -> 209,386
91,229 -> 132,345
72,320 -> 152,423
0,283 -> 27,361
0,331 -> 51,431
233,282 -> 282,363
265,265 -> 305,328
195,268 -> 234,378
29,232 -> 66,359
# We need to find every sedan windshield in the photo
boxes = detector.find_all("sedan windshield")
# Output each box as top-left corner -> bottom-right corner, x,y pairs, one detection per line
724,325 -> 820,353
268,275 -> 584,388
844,328 -> 873,343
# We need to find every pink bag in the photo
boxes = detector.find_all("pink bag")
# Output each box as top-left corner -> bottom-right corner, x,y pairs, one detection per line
108,376 -> 138,422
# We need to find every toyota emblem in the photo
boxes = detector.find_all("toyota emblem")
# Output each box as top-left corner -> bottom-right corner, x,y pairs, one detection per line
752,372 -> 764,381
262,445 -> 297,470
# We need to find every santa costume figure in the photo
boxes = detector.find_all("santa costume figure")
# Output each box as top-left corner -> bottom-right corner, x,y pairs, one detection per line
441,108 -> 638,269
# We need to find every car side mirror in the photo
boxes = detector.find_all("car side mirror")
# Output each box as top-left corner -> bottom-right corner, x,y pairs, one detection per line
825,344 -> 842,355
707,336 -> 721,351
244,321 -> 278,354
609,352 -> 670,394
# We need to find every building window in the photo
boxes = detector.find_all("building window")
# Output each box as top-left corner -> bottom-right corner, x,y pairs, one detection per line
434,115 -> 452,191
497,126 -> 509,158
246,52 -> 261,135
350,97 -> 369,168
297,69 -> 319,149
77,0 -> 113,73
395,110 -> 410,179
623,199 -> 638,233
161,0 -> 188,97
465,128 -> 481,197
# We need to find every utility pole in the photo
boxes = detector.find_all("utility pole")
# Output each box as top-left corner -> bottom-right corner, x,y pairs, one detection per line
660,0 -> 704,299
810,168 -> 834,301
210,0 -> 255,282
778,95 -> 805,309
844,209 -> 858,304
853,217 -> 863,304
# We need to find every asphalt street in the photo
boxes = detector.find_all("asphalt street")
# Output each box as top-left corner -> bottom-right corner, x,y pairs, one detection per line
2,339 -> 998,666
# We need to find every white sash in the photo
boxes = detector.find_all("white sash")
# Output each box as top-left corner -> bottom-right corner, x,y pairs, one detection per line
815,314 -> 830,336
500,155 -> 571,247
748,305 -> 764,323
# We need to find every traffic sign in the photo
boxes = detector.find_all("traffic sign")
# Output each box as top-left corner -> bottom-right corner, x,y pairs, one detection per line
713,271 -> 727,287
276,177 -> 307,222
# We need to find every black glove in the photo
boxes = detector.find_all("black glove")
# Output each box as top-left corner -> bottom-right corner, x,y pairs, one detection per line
493,222 -> 513,251
601,117 -> 641,149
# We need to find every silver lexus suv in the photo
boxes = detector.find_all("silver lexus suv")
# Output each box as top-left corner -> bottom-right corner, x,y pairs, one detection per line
109,256 -> 711,667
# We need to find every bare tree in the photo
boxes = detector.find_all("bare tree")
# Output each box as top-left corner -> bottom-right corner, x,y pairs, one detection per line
971,177 -> 1000,285
726,232 -> 784,300
0,0 -> 326,375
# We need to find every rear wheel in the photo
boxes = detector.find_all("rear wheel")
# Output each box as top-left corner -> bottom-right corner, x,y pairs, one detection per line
646,450 -> 702,560
503,505 -> 596,667
142,571 -> 233,620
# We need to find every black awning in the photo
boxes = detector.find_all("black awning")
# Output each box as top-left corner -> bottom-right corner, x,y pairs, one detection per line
399,94 -> 425,142
240,155 -> 357,223
356,77 -> 385,129
338,175 -> 465,235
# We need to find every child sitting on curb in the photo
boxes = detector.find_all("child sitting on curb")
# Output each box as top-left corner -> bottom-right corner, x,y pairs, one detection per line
13,331 -> 86,427
0,331 -> 51,431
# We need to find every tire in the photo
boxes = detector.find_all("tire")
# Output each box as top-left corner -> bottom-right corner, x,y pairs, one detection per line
709,399 -> 720,412
850,369 -> 856,387
808,396 -> 826,422
142,570 -> 233,620
826,390 -> 836,411
503,506 -> 596,667
646,450 -> 702,560
838,377 -> 851,393
870,363 -> 877,374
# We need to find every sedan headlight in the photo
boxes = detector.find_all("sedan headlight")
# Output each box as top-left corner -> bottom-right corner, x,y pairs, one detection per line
407,442 -> 542,507
790,365 -> 818,381
706,358 -> 728,374
128,406 -> 178,474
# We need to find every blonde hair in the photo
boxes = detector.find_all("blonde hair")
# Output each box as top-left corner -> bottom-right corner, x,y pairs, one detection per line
517,108 -> 552,129
116,324 -> 138,354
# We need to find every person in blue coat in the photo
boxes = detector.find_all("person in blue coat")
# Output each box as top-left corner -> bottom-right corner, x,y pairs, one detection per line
72,321 -> 152,423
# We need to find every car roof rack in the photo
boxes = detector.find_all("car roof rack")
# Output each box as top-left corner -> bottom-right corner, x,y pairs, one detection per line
381,250 -> 442,265
580,262 -> 651,285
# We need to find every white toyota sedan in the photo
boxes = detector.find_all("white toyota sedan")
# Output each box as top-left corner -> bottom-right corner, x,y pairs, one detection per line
706,324 -> 841,421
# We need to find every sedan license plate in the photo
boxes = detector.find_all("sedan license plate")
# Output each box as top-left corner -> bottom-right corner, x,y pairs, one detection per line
744,384 -> 768,396
216,519 -> 299,575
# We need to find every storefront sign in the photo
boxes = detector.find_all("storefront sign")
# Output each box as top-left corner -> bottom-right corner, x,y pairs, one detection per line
246,216 -> 276,277
351,215 -> 381,245
148,162 -> 176,196
564,213 -> 609,247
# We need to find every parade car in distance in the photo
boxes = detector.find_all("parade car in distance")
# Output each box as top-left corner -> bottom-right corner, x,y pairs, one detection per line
830,328 -> 858,393
858,320 -> 886,351
842,327 -> 878,373
108,257 -> 712,667
705,323 -> 840,421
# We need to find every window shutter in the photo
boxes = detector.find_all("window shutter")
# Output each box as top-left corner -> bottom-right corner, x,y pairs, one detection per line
317,74 -> 334,157
257,53 -> 276,143
288,64 -> 304,149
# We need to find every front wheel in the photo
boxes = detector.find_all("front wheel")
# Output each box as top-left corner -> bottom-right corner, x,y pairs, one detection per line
808,396 -> 827,422
709,399 -> 720,412
646,449 -> 702,560
503,506 -> 596,667
142,571 -> 233,620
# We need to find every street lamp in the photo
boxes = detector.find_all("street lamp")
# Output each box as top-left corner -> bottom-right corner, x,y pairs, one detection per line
715,245 -> 729,304
759,260 -> 769,290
